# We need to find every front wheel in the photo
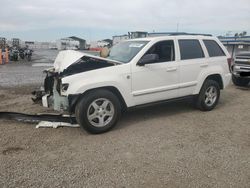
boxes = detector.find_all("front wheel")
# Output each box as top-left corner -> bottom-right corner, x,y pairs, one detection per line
75,89 -> 121,134
195,80 -> 220,111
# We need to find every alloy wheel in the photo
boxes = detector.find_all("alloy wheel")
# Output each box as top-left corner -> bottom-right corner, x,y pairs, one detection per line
87,98 -> 115,127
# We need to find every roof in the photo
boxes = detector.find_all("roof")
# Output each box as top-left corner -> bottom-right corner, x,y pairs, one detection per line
113,34 -> 128,38
102,39 -> 112,43
68,36 -> 86,42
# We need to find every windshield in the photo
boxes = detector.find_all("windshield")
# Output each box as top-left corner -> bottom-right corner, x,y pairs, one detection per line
108,41 -> 148,63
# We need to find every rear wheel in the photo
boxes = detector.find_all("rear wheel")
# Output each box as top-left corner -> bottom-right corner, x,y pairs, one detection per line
75,89 -> 121,134
195,80 -> 220,111
232,75 -> 249,87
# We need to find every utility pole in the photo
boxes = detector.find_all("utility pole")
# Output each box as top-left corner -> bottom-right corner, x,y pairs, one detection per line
176,23 -> 179,32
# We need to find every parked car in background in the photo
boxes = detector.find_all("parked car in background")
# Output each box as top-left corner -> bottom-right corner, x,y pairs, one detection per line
36,34 -> 232,134
232,52 -> 250,86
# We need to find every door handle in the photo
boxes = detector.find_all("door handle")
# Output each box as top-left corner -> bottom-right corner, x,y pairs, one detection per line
166,67 -> 177,72
200,63 -> 208,68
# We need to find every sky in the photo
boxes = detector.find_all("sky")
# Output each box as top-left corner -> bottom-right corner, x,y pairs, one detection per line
0,0 -> 250,42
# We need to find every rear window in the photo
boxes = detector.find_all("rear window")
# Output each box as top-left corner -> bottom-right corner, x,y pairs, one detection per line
178,40 -> 204,60
203,40 -> 225,57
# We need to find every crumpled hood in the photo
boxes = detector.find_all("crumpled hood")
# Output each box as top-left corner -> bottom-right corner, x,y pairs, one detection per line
54,50 -> 84,72
54,50 -> 122,73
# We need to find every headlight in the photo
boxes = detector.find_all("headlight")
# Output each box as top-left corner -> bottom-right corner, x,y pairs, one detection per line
61,83 -> 69,92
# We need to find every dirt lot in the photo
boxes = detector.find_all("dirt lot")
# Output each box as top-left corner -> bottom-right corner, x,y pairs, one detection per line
0,54 -> 250,187
0,82 -> 249,187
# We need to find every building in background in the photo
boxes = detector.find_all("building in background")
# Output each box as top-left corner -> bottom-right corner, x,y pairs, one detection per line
128,31 -> 148,39
2,36 -> 84,50
56,37 -> 79,50
218,36 -> 250,57
12,38 -> 20,48
22,41 -> 53,49
97,39 -> 112,47
112,34 -> 129,45
25,41 -> 35,48
56,36 -> 86,50
69,36 -> 86,50
112,31 -> 148,45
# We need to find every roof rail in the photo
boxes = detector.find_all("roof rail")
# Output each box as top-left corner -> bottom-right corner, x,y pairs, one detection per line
168,32 -> 212,36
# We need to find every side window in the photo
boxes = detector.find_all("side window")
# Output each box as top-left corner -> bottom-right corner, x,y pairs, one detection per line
178,40 -> 204,60
203,40 -> 225,57
145,40 -> 175,63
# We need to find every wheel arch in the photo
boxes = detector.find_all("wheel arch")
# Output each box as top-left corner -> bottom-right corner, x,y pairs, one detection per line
194,73 -> 224,95
205,74 -> 224,89
68,86 -> 128,114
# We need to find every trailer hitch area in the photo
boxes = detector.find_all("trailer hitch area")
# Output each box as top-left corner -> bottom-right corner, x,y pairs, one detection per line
0,112 -> 79,128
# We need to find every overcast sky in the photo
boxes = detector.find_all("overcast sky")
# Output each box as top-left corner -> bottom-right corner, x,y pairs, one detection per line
0,0 -> 249,41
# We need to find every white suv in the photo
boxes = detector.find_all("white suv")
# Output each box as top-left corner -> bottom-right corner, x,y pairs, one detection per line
40,34 -> 232,133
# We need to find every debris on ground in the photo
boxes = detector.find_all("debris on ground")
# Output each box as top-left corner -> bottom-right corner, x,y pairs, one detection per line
36,121 -> 79,128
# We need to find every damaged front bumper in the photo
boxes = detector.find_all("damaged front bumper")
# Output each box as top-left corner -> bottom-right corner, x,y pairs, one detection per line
33,68 -> 72,112
32,50 -> 121,113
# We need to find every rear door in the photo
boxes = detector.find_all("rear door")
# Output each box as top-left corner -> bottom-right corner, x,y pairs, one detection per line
178,39 -> 206,96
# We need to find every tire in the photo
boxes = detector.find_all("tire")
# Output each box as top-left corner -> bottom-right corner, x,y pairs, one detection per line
75,89 -> 121,134
232,75 -> 249,87
27,55 -> 31,61
195,80 -> 220,111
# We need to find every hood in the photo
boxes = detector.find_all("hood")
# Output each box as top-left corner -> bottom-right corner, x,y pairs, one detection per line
54,50 -> 122,73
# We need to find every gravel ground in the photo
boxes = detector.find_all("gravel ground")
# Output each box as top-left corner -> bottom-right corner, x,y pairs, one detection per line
0,49 -> 56,87
0,52 -> 250,187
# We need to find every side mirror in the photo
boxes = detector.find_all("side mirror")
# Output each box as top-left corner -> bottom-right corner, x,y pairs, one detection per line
138,54 -> 159,66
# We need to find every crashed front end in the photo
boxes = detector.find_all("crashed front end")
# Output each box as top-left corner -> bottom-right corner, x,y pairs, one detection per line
32,50 -> 119,113
41,68 -> 69,111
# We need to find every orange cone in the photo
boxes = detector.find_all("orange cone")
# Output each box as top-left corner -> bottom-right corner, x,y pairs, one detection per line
0,49 -> 2,65
5,48 -> 9,64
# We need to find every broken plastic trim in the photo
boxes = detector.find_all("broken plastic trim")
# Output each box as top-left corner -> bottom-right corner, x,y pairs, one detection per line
0,112 -> 76,124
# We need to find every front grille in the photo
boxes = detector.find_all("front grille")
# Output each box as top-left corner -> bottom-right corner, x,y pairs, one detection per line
240,67 -> 250,71
235,61 -> 250,66
240,72 -> 250,77
235,56 -> 250,60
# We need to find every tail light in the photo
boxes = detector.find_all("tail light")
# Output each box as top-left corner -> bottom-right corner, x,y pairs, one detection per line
227,57 -> 233,72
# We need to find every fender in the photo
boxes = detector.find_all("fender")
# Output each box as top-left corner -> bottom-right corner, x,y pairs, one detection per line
61,65 -> 133,108
76,82 -> 132,107
193,65 -> 224,94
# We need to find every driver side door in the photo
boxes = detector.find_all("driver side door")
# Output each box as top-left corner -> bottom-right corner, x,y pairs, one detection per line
131,40 -> 180,106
